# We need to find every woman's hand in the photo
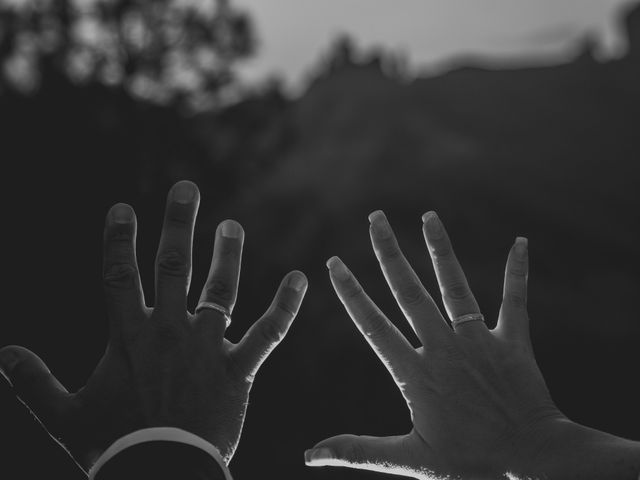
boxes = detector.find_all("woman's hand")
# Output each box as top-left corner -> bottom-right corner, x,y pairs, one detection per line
305,210 -> 565,479
0,181 -> 308,472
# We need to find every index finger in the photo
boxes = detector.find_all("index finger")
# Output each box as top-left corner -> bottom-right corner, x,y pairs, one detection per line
232,271 -> 307,380
326,256 -> 420,391
421,211 -> 487,338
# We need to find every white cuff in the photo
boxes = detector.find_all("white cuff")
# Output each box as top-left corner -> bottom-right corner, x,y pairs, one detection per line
88,427 -> 232,480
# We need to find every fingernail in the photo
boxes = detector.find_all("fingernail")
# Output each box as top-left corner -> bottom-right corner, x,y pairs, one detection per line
515,236 -> 528,256
368,210 -> 391,239
220,220 -> 243,239
171,181 -> 196,204
287,271 -> 308,292
111,203 -> 133,224
304,447 -> 333,463
422,211 -> 443,239
326,256 -> 350,281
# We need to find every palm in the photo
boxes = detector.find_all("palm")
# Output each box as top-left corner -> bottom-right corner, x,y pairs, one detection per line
307,211 -> 562,479
80,322 -> 250,456
415,336 -> 555,470
0,181 -> 307,473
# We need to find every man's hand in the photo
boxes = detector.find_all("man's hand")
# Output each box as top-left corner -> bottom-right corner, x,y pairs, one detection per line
305,210 -> 566,479
0,180 -> 308,472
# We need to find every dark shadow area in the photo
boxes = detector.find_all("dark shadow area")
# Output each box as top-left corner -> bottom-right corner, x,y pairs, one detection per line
1,2 -> 639,478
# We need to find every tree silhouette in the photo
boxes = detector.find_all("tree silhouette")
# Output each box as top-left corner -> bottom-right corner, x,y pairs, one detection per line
0,0 -> 255,109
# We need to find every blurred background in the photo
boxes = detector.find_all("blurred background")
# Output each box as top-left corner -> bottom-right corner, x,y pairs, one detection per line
1,0 -> 639,478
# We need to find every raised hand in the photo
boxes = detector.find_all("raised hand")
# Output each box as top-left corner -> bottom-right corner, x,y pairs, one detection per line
0,181 -> 308,472
305,210 -> 564,479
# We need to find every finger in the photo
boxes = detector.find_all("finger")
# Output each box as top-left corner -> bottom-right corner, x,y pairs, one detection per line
196,220 -> 244,336
154,181 -> 200,315
367,211 -> 451,347
103,203 -> 145,337
305,434 -> 421,477
0,346 -> 71,433
326,256 -> 420,390
232,271 -> 307,380
421,211 -> 487,337
496,237 -> 531,347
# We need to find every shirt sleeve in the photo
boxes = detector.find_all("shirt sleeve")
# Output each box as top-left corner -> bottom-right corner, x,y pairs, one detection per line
89,427 -> 233,480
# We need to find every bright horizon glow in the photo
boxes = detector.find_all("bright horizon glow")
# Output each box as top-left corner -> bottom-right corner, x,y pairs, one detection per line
234,0 -> 638,91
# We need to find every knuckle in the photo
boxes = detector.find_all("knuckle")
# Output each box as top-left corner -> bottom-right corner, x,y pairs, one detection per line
258,317 -> 285,344
157,248 -> 189,278
107,228 -> 133,244
505,291 -> 527,308
226,351 -> 254,384
204,278 -> 234,304
275,299 -> 297,317
361,309 -> 390,339
166,210 -> 192,227
154,321 -> 185,343
434,339 -> 464,362
343,280 -> 364,300
508,260 -> 527,277
444,281 -> 472,301
103,264 -> 137,289
397,282 -> 426,306
217,241 -> 241,260
430,239 -> 452,257
377,238 -> 402,260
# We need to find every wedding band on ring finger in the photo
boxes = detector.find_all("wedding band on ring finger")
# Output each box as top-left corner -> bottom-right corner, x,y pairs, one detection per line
196,301 -> 232,328
451,313 -> 485,330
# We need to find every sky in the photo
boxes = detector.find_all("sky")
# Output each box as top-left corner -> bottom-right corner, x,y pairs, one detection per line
233,0 -> 638,90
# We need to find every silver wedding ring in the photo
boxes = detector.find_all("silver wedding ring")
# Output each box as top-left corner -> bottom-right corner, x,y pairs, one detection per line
452,313 -> 485,329
196,301 -> 232,328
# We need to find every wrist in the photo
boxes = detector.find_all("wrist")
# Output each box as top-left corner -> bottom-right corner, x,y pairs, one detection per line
507,417 -> 640,479
486,408 -> 566,478
89,427 -> 233,480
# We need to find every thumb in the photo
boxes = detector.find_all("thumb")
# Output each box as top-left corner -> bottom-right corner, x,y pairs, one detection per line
0,345 -> 72,432
305,433 -> 418,476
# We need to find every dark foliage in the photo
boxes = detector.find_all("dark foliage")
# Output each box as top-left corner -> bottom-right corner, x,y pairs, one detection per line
0,0 -> 255,109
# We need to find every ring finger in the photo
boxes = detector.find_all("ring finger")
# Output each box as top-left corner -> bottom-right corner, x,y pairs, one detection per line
421,211 -> 487,337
